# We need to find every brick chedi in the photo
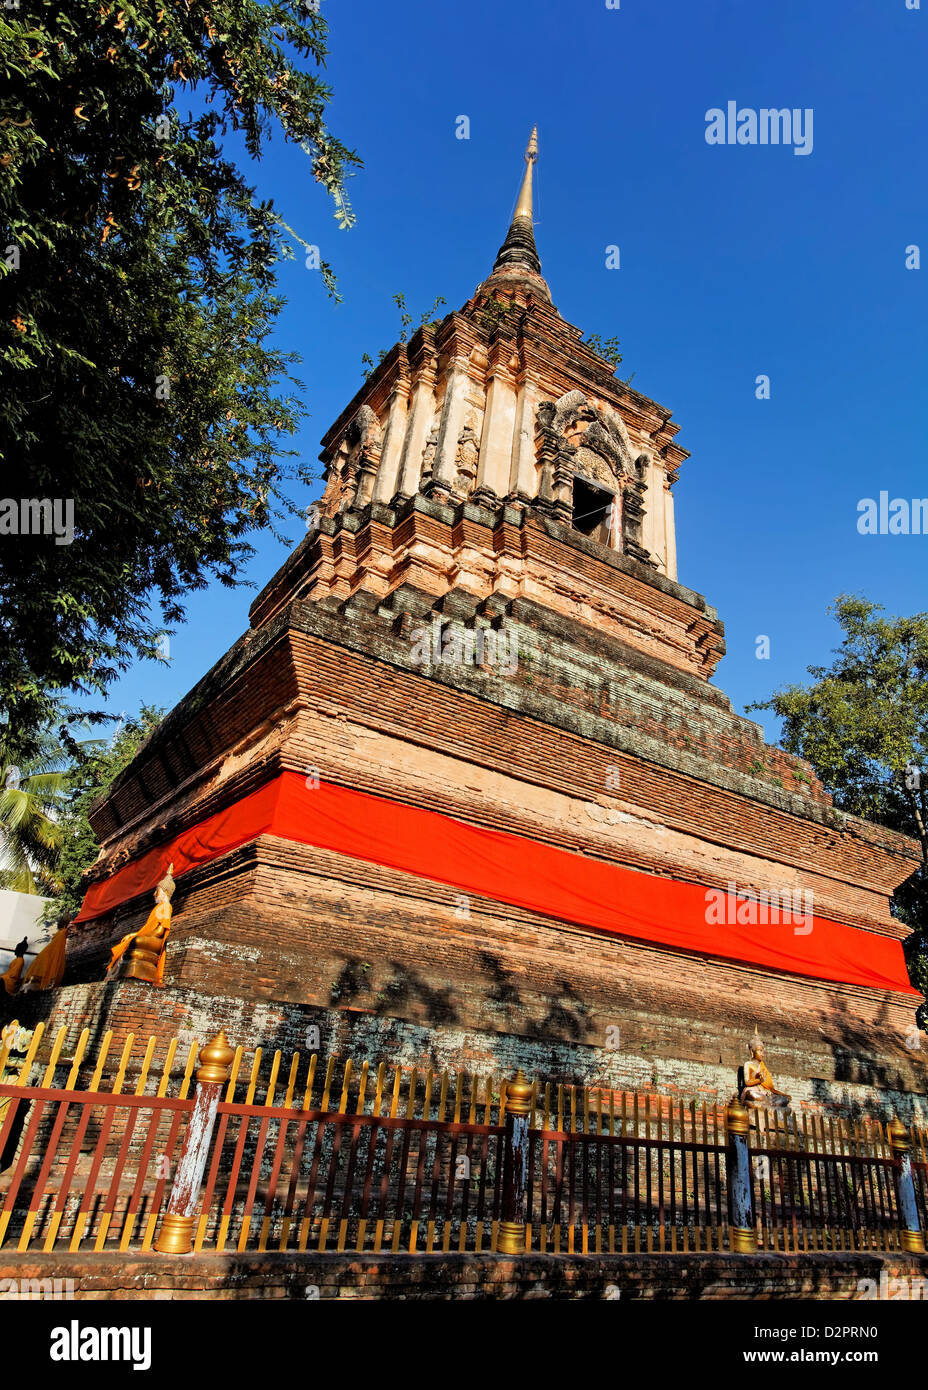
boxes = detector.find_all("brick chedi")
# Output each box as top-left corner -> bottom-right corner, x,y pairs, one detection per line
35,130 -> 926,1121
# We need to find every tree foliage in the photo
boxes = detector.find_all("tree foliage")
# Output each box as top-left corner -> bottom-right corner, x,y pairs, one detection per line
0,721 -> 66,895
0,0 -> 359,749
749,595 -> 928,1000
582,332 -> 623,368
360,292 -> 447,379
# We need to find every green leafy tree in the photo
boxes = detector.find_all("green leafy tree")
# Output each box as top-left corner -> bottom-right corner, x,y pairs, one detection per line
749,596 -> 928,1002
360,292 -> 447,378
0,723 -> 67,895
583,333 -> 623,368
52,706 -> 163,920
0,0 -> 359,750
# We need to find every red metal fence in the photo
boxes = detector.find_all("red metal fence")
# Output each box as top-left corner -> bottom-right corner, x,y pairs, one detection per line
1,1024 -> 925,1258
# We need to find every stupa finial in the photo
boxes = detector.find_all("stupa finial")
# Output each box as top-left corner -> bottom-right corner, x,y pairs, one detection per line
489,126 -> 543,279
512,125 -> 539,219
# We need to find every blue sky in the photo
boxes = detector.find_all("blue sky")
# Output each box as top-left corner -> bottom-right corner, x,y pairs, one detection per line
90,0 -> 927,748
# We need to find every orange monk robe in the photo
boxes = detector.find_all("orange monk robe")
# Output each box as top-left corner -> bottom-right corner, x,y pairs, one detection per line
107,901 -> 171,984
754,1060 -> 776,1090
22,926 -> 68,991
1,956 -> 24,995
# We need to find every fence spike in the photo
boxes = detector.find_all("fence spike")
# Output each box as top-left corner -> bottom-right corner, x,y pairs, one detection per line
179,1038 -> 199,1099
245,1048 -> 262,1106
373,1060 -> 387,1116
265,1050 -> 282,1108
40,1027 -> 68,1088
134,1036 -> 158,1096
112,1033 -> 135,1094
66,1029 -> 91,1090
88,1030 -> 113,1091
284,1051 -> 300,1109
337,1058 -> 353,1114
320,1056 -> 336,1112
356,1060 -> 370,1116
156,1035 -> 179,1097
225,1046 -> 244,1103
301,1052 -> 318,1111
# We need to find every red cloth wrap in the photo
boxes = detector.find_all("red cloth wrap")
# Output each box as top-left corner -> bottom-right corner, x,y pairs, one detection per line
74,772 -> 918,995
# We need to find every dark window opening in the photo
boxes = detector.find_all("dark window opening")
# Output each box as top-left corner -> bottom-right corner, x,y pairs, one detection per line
572,477 -> 614,545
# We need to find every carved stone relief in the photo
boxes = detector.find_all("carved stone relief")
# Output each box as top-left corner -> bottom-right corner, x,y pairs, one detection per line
420,426 -> 440,487
534,391 -> 655,565
453,416 -> 480,494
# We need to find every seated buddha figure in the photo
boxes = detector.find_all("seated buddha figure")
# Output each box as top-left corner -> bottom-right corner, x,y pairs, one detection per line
1,938 -> 28,996
107,865 -> 175,986
740,1030 -> 791,1110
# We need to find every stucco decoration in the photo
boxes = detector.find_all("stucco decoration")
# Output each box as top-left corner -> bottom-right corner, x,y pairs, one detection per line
534,391 -> 654,564
453,417 -> 480,494
339,405 -> 383,509
419,425 -> 440,489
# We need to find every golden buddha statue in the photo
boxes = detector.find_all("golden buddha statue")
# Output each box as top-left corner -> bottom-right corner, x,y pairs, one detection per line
107,864 -> 175,986
22,914 -> 69,991
1,937 -> 29,995
740,1028 -> 791,1110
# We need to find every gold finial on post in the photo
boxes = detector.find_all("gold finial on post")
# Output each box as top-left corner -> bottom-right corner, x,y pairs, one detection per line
155,1031 -> 237,1255
888,1116 -> 910,1154
887,1116 -> 926,1253
497,1068 -> 534,1255
725,1097 -> 750,1135
725,1097 -> 757,1252
512,126 -> 538,220
505,1069 -> 533,1117
196,1030 -> 235,1086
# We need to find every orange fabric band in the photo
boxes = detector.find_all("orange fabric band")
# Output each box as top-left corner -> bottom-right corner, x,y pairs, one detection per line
74,772 -> 918,996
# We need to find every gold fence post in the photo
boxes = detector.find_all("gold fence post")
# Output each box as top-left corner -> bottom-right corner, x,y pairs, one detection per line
888,1117 -> 926,1254
725,1098 -> 758,1253
154,1031 -> 235,1255
497,1070 -> 534,1256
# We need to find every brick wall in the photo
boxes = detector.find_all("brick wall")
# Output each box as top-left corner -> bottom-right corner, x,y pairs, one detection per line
2,1249 -> 926,1300
23,963 -> 928,1126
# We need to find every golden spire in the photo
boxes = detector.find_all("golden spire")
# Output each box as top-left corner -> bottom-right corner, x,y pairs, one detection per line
488,126 -> 544,282
512,125 -> 538,220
